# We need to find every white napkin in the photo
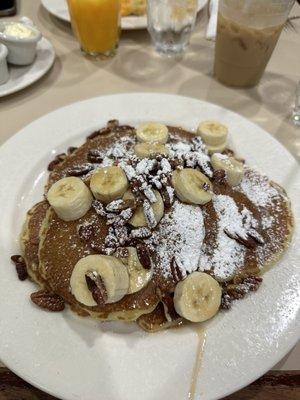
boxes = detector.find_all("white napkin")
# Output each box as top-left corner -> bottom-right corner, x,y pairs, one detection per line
206,0 -> 219,41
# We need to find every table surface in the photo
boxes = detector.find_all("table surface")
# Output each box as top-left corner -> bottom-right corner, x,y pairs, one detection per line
0,0 -> 299,396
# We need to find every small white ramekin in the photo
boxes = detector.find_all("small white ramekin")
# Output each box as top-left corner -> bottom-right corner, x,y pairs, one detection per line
0,18 -> 42,66
0,43 -> 9,85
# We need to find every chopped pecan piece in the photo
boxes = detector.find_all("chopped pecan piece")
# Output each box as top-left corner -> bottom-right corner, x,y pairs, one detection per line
92,200 -> 107,217
66,164 -> 93,177
220,292 -> 232,310
143,200 -> 157,229
90,242 -> 106,254
106,199 -> 136,213
85,271 -> 108,306
31,290 -> 65,311
131,227 -> 152,239
114,247 -> 129,258
78,224 -> 95,241
11,255 -> 28,281
161,186 -> 175,209
136,243 -> 152,270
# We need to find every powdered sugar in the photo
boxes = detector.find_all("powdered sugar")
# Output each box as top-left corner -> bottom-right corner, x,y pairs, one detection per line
240,169 -> 281,208
200,195 -> 251,281
147,201 -> 204,276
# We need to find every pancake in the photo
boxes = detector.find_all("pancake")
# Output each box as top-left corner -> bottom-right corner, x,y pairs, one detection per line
20,201 -> 50,286
19,120 -> 293,331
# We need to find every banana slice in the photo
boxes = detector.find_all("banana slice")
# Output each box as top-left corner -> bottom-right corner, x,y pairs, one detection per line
136,122 -> 169,144
122,247 -> 152,294
211,153 -> 244,186
172,168 -> 213,205
70,254 -> 129,307
134,142 -> 169,159
47,177 -> 93,221
123,190 -> 164,228
90,166 -> 129,204
197,121 -> 228,147
174,271 -> 221,322
206,142 -> 227,155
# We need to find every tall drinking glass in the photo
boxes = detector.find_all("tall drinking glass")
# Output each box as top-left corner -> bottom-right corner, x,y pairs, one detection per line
147,0 -> 198,56
67,0 -> 120,58
214,0 -> 295,87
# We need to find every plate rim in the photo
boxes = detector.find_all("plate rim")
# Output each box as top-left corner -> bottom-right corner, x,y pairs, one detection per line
41,0 -> 209,30
0,93 -> 299,400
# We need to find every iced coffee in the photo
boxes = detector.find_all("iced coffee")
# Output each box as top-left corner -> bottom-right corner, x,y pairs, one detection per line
214,0 -> 295,87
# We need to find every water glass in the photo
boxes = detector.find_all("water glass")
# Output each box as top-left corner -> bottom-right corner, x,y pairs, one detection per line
147,0 -> 198,56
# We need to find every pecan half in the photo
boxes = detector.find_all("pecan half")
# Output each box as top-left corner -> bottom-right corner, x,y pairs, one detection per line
85,272 -> 108,306
11,255 -> 28,281
66,164 -> 93,177
161,293 -> 180,322
170,257 -> 184,282
221,275 -> 263,308
87,149 -> 103,163
224,228 -> 257,249
30,290 -> 65,311
136,243 -> 152,270
47,153 -> 66,171
107,119 -> 119,129
68,146 -> 78,155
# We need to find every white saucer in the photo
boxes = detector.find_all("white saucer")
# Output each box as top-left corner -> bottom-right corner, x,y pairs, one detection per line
41,0 -> 208,30
0,37 -> 55,97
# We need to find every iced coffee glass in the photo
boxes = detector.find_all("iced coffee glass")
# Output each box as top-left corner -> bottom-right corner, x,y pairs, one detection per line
214,0 -> 295,87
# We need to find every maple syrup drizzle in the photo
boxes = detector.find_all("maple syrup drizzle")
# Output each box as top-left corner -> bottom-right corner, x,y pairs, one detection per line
188,328 -> 206,400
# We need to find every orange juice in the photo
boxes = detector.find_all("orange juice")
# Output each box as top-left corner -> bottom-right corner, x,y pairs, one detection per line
67,0 -> 120,56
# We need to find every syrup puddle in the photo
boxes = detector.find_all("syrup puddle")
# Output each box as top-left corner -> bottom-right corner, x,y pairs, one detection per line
188,327 -> 206,400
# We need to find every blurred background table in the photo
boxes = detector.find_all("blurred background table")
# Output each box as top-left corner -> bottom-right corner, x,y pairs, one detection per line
0,0 -> 299,398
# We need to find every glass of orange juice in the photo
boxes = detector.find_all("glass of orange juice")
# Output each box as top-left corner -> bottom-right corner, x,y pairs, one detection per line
67,0 -> 120,58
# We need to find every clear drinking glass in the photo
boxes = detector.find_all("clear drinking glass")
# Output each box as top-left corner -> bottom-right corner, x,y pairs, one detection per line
147,0 -> 198,56
214,0 -> 295,87
67,0 -> 120,58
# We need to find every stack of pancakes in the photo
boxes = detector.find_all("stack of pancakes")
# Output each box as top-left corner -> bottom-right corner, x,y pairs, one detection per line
20,121 -> 293,332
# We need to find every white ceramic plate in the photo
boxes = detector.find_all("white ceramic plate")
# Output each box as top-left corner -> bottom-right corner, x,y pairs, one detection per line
0,93 -> 299,400
0,37 -> 55,97
41,0 -> 208,30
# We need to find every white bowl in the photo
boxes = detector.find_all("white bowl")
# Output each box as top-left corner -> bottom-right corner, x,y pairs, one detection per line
0,44 -> 9,85
0,19 -> 42,66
